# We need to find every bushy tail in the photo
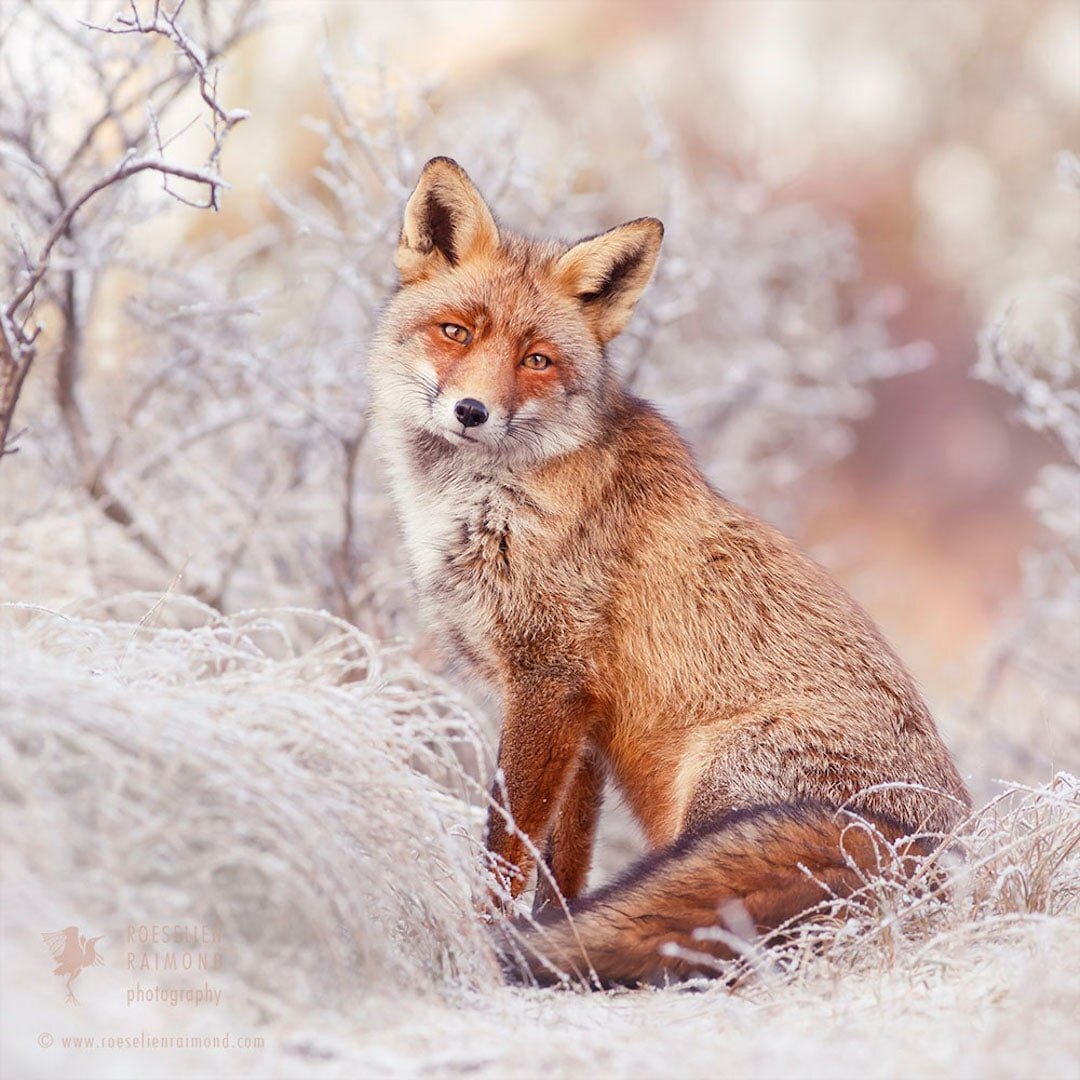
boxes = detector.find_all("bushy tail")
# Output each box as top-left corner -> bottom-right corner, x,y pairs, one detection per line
496,803 -> 930,987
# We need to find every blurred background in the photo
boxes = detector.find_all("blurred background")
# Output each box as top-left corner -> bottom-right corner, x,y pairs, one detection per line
1,0 -> 1077,801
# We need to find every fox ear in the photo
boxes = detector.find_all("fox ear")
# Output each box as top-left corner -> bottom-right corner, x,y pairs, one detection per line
556,218 -> 663,343
396,157 -> 499,283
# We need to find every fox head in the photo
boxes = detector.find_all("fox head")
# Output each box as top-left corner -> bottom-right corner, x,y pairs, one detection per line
369,157 -> 663,465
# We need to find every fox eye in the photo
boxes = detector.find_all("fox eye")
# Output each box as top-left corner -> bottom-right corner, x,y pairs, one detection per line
441,323 -> 472,344
522,353 -> 552,371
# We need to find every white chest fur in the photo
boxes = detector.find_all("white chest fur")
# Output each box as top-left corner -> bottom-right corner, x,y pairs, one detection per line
379,429 -> 532,600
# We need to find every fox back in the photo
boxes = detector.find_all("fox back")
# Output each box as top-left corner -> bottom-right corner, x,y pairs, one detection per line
369,159 -> 969,973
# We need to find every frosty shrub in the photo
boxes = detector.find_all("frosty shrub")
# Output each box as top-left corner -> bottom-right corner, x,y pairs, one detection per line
1,0 -> 927,637
1,598 -> 1076,1013
973,151 -> 1080,779
1,0 -> 258,604
0,596 -> 503,1008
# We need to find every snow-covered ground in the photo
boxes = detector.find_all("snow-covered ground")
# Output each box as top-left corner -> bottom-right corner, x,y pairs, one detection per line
2,602 -> 1076,1079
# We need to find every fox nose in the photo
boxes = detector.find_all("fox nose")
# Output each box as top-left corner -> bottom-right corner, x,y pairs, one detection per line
454,398 -> 489,428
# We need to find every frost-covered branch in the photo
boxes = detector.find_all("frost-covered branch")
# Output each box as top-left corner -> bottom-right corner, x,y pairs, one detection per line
0,0 -> 253,460
973,152 -> 1080,760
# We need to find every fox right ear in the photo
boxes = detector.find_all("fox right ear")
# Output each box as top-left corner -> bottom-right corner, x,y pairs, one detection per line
396,158 -> 499,283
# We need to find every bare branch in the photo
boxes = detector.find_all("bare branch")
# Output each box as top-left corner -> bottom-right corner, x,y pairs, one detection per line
0,0 -> 252,461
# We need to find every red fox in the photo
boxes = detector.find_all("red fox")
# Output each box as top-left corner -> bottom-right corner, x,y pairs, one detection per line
369,157 -> 971,985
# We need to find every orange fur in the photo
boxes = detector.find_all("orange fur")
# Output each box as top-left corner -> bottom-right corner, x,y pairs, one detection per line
368,158 -> 970,984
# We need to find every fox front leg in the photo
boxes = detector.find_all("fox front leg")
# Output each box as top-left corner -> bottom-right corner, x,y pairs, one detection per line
483,684 -> 597,910
532,747 -> 605,917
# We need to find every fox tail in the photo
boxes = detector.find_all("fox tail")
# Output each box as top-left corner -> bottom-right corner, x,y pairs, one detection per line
495,803 -> 932,987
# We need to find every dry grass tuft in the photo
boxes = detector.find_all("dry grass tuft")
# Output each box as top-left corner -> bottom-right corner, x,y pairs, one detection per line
0,596 -> 503,1018
3,597 -> 1076,1009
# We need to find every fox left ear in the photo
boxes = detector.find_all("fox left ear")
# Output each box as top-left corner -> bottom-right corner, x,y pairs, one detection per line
556,218 -> 664,343
396,157 -> 500,283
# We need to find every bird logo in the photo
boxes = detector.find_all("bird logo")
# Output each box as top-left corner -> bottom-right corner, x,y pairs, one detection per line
41,927 -> 105,1005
